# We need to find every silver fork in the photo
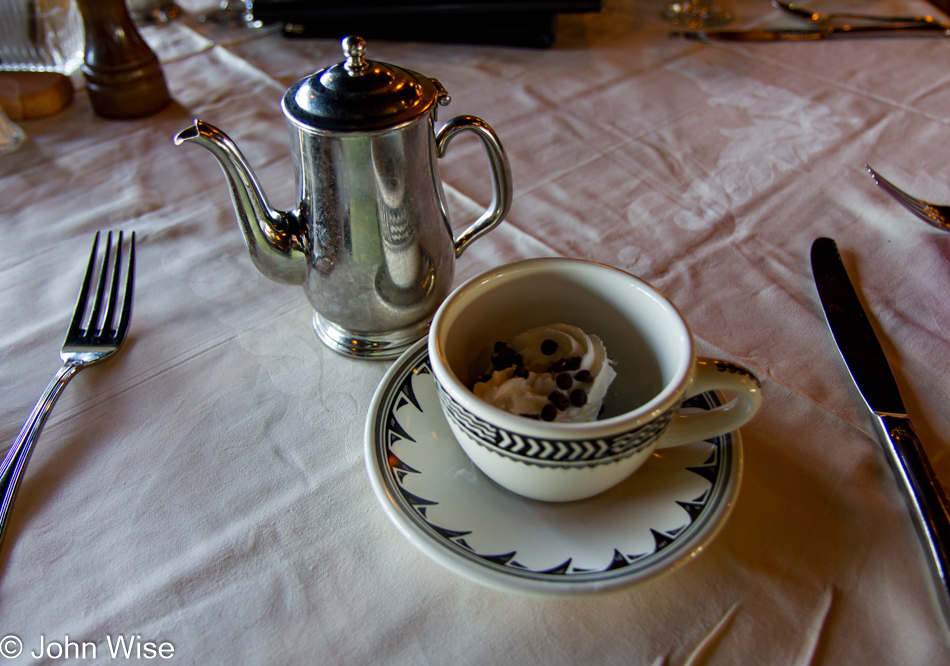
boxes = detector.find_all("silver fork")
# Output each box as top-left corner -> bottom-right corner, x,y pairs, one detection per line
772,0 -> 942,26
0,231 -> 135,549
866,165 -> 950,233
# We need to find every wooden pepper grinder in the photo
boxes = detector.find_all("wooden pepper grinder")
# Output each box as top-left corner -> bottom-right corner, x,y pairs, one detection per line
75,0 -> 171,119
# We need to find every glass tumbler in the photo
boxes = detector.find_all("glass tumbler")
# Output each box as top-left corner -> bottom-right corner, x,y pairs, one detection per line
0,106 -> 26,154
0,0 -> 84,74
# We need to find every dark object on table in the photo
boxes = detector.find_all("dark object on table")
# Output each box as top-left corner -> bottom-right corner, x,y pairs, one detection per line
927,0 -> 950,16
251,0 -> 602,47
75,0 -> 171,118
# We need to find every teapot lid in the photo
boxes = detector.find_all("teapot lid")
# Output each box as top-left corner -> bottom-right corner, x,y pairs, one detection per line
282,36 -> 450,133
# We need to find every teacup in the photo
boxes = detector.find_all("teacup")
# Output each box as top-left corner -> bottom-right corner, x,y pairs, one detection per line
427,258 -> 762,502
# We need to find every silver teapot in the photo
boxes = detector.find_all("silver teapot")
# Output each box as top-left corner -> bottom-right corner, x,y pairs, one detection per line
174,36 -> 512,359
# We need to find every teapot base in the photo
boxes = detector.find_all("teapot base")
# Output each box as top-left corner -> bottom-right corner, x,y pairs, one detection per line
313,311 -> 430,360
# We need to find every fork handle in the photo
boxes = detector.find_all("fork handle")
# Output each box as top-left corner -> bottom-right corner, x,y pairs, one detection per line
0,363 -> 80,550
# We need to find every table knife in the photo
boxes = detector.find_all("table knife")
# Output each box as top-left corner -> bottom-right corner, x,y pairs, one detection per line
811,237 -> 950,621
673,23 -> 950,41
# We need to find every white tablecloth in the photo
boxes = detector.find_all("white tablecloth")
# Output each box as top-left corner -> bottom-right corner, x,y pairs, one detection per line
1,0 -> 949,663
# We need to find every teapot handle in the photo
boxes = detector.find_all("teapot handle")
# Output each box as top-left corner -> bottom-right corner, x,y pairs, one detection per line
436,116 -> 513,258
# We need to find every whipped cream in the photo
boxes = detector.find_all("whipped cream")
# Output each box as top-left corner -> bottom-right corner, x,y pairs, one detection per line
472,324 -> 616,423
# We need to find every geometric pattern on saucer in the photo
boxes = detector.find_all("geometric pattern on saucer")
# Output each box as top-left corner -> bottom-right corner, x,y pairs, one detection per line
378,346 -> 730,581
436,383 -> 675,468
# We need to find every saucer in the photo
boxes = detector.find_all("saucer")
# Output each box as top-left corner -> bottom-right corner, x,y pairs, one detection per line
364,339 -> 742,596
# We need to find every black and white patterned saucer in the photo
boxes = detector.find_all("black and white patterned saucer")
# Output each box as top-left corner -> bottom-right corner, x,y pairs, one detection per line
364,339 -> 742,596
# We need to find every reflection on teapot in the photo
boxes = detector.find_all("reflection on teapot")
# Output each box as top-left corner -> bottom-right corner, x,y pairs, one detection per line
175,36 -> 512,359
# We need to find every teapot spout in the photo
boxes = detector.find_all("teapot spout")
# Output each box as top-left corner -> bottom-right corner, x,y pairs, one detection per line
174,120 -> 307,285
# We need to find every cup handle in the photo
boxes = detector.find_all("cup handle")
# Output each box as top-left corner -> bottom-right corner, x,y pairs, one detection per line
436,115 -> 513,258
656,358 -> 762,449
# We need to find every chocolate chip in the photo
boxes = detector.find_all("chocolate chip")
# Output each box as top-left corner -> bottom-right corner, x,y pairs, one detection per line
493,344 -> 516,358
494,341 -> 511,353
513,365 -> 529,379
548,359 -> 568,373
540,339 -> 558,355
548,391 -> 569,411
548,356 -> 583,373
490,352 -> 522,371
540,404 -> 557,421
569,388 -> 588,407
574,369 -> 593,384
556,373 -> 573,390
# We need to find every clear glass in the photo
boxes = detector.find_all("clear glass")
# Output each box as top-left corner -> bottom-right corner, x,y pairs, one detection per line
127,0 -> 182,26
199,0 -> 263,28
0,106 -> 26,155
0,0 -> 84,74
663,1 -> 734,29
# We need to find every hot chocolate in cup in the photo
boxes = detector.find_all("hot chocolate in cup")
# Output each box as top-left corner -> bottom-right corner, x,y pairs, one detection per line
428,257 -> 762,502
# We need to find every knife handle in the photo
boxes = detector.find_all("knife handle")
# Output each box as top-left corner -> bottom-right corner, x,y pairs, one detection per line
877,415 -> 950,617
831,23 -> 950,35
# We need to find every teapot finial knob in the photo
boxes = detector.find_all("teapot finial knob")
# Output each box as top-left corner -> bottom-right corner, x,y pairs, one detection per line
342,36 -> 368,75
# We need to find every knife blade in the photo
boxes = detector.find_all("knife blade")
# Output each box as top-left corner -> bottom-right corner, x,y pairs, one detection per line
811,237 -> 950,622
673,23 -> 950,41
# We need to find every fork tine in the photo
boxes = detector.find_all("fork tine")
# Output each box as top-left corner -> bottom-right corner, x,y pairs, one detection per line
102,231 -> 123,335
867,165 -> 936,222
888,194 -> 932,223
877,175 -> 917,207
87,231 -> 113,336
867,165 -> 906,201
881,179 -> 921,210
67,231 -> 101,341
115,232 -> 135,340
884,183 -> 937,222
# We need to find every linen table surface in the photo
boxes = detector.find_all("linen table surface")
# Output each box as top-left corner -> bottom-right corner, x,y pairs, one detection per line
1,0 -> 948,663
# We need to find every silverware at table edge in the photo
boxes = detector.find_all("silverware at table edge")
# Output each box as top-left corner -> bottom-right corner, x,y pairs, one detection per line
0,231 -> 135,552
672,23 -> 950,41
772,0 -> 941,27
811,237 -> 950,624
866,165 -> 950,233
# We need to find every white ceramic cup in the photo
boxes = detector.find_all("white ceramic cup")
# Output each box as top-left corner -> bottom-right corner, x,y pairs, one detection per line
428,258 -> 762,502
